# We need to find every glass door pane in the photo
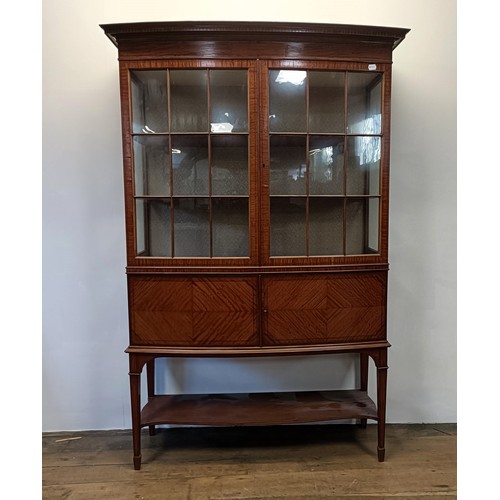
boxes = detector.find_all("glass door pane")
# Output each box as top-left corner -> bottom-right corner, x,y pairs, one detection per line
309,71 -> 344,133
211,135 -> 248,195
135,199 -> 171,257
309,136 -> 344,195
270,136 -> 306,195
133,136 -> 170,196
269,70 -> 307,132
212,198 -> 249,257
346,136 -> 380,195
346,198 -> 379,254
130,71 -> 169,133
347,72 -> 382,135
170,70 -> 208,132
270,197 -> 307,256
173,198 -> 210,257
172,136 -> 209,196
309,198 -> 343,256
210,70 -> 248,133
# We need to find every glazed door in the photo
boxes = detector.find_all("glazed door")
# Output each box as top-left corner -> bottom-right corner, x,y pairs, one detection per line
121,60 -> 260,268
260,61 -> 389,267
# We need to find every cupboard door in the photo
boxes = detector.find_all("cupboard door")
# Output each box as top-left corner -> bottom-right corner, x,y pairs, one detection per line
262,272 -> 386,345
262,63 -> 385,264
127,63 -> 258,266
129,276 -> 259,346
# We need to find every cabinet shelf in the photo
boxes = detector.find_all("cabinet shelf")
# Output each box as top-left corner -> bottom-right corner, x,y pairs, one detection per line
141,390 -> 378,428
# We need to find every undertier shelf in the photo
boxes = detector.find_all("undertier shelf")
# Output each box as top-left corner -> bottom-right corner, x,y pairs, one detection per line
141,390 -> 378,427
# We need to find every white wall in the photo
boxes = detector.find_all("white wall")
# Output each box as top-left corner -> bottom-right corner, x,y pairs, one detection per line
42,0 -> 456,431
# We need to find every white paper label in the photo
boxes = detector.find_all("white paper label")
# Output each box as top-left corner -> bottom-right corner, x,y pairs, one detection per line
368,64 -> 377,71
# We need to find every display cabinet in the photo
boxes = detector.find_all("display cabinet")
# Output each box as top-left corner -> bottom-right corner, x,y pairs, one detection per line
101,21 -> 409,469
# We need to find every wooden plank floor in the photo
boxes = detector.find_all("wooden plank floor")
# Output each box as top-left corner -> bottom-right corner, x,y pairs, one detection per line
43,424 -> 456,499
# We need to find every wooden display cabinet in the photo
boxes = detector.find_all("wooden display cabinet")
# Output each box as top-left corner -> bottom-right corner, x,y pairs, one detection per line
101,21 -> 409,470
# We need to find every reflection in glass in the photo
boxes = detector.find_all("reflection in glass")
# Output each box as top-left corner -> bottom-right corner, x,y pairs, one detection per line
269,70 -> 307,132
211,135 -> 248,195
347,72 -> 382,135
309,198 -> 343,255
131,71 -> 168,133
173,198 -> 210,257
309,71 -> 345,133
270,197 -> 306,256
135,199 -> 171,257
309,136 -> 344,195
133,136 -> 170,196
346,198 -> 379,254
212,198 -> 249,257
346,136 -> 380,195
270,136 -> 306,195
171,136 -> 209,195
210,70 -> 248,133
170,70 -> 208,132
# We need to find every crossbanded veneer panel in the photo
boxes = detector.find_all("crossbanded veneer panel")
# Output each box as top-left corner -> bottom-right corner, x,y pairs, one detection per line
263,272 -> 386,345
129,276 -> 259,346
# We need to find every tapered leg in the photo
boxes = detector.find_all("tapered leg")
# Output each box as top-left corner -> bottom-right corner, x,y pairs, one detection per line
129,363 -> 142,470
359,352 -> 369,428
375,348 -> 388,462
146,360 -> 156,436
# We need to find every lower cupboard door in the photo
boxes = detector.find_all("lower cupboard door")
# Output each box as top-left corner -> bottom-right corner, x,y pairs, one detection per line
262,272 -> 387,345
128,276 -> 259,347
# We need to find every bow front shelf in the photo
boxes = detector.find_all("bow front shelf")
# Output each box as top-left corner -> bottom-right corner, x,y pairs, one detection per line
101,20 -> 409,469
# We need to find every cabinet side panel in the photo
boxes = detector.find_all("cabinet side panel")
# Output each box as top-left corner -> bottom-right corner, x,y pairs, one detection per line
128,276 -> 259,346
263,271 -> 386,345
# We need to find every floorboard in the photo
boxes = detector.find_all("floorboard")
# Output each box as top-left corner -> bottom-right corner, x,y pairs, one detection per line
42,424 -> 456,499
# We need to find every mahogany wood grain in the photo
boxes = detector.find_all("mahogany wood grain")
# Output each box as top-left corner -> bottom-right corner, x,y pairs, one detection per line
101,21 -> 409,63
125,263 -> 389,274
140,390 -> 378,427
125,341 -> 391,358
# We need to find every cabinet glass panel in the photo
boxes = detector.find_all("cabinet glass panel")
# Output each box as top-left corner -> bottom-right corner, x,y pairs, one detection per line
309,136 -> 344,195
269,70 -> 307,132
309,71 -> 345,133
170,70 -> 208,132
211,135 -> 248,195
135,199 -> 171,257
210,70 -> 248,133
130,71 -> 169,134
346,197 -> 379,254
270,197 -> 306,256
308,198 -> 344,256
347,72 -> 382,135
173,198 -> 210,257
346,136 -> 380,195
172,136 -> 209,196
133,136 -> 170,196
212,198 -> 249,257
270,136 -> 306,195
